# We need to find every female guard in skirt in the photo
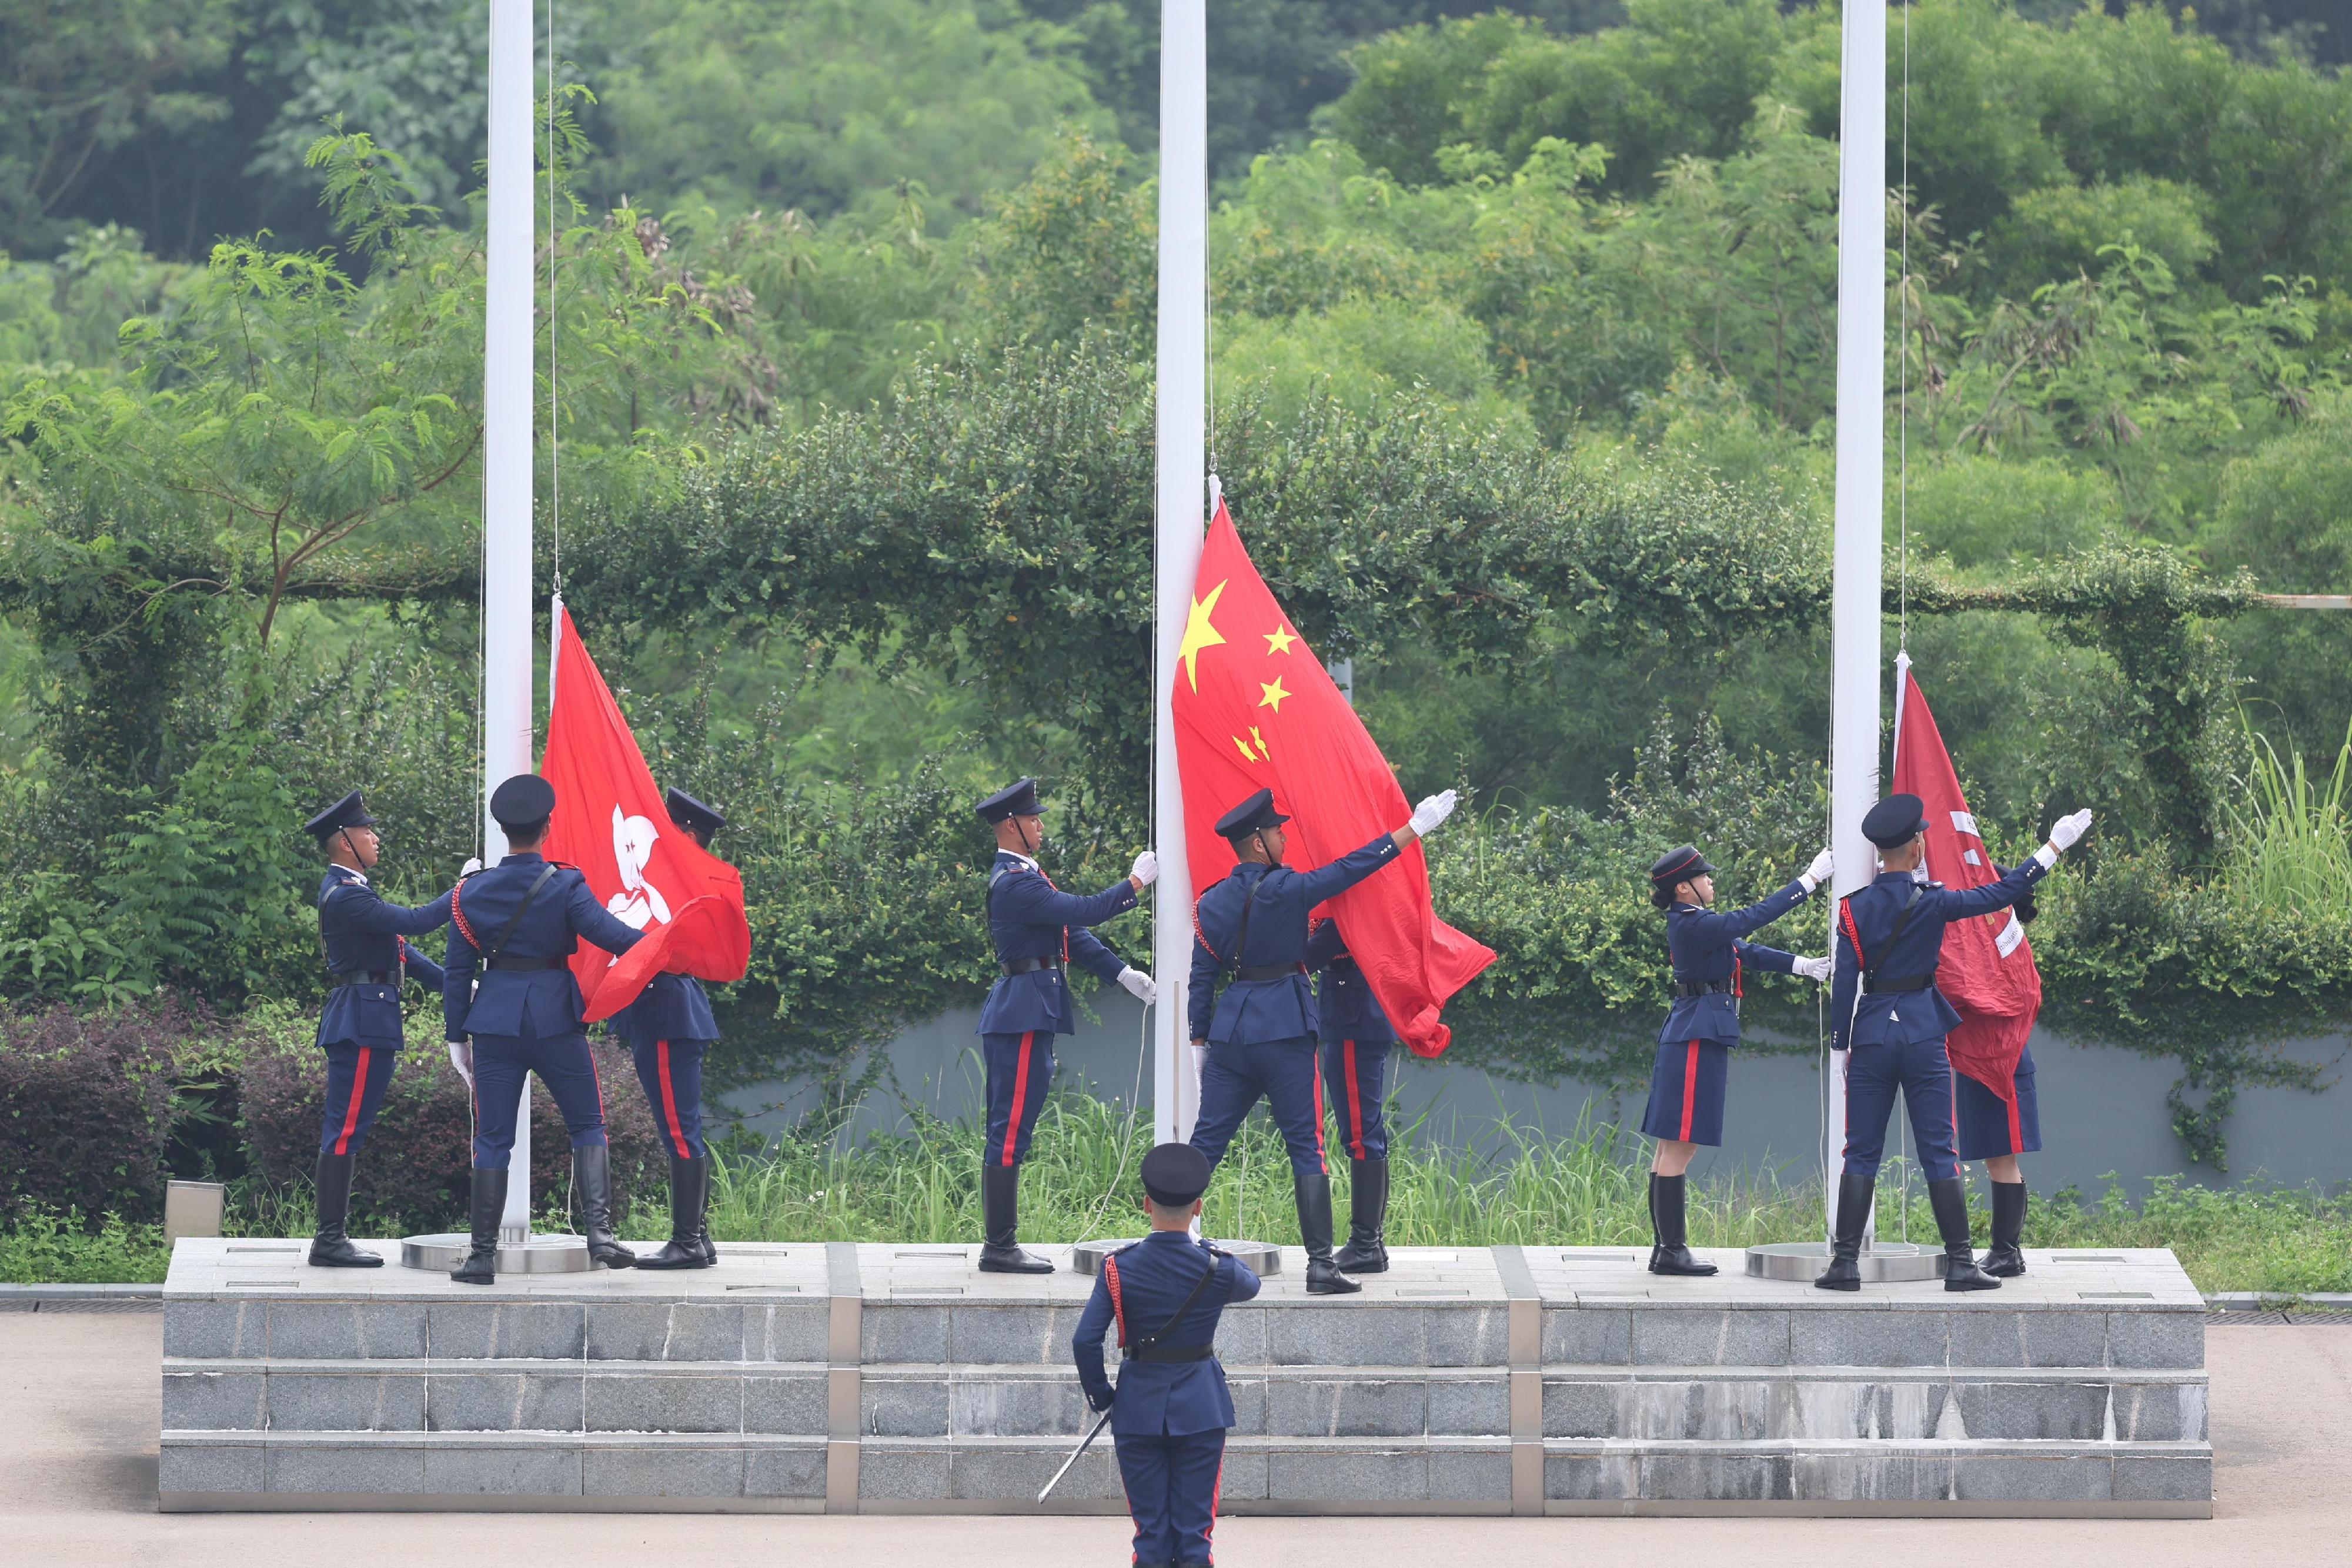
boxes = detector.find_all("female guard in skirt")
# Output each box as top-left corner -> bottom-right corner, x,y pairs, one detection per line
1954,875 -> 2043,1277
1642,843 -> 1836,1275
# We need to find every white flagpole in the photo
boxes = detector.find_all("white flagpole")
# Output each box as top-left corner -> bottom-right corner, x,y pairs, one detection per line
1826,0 -> 1887,1248
484,0 -> 537,1242
1151,0 -> 1209,1147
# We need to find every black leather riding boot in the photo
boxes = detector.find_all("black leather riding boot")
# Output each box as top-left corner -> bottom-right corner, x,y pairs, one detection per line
636,1154 -> 713,1269
1982,1180 -> 2028,1277
574,1143 -> 636,1269
308,1151 -> 382,1268
1814,1172 -> 1874,1291
450,1166 -> 506,1285
1647,1172 -> 1719,1276
1298,1171 -> 1361,1295
977,1162 -> 1053,1273
1930,1177 -> 2000,1291
1333,1158 -> 1390,1273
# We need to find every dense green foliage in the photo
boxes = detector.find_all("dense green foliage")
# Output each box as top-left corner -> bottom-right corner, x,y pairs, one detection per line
1,1 -> 2349,1176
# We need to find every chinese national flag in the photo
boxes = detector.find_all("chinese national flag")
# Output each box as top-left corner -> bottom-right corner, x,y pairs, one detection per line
1170,500 -> 1495,1058
540,603 -> 751,1022
1890,657 -> 2041,1141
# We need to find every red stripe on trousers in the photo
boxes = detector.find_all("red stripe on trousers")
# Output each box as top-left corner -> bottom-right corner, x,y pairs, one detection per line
1208,1453 -> 1225,1557
656,1040 -> 691,1159
1342,1041 -> 1366,1160
1678,1039 -> 1700,1142
2006,1087 -> 2024,1154
335,1045 -> 372,1156
1003,1031 -> 1037,1168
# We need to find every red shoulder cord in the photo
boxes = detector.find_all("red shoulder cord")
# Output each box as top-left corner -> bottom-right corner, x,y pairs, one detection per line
1838,899 -> 1865,972
1732,953 -> 1743,998
450,880 -> 479,951
1103,1254 -> 1128,1348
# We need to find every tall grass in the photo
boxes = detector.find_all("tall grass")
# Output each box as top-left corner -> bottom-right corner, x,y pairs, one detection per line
2226,717 -> 2352,915
12,1094 -> 2352,1292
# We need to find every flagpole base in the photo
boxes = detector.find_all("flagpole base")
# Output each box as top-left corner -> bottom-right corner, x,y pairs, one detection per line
1070,1238 -> 1282,1278
399,1232 -> 597,1273
1744,1241 -> 1942,1283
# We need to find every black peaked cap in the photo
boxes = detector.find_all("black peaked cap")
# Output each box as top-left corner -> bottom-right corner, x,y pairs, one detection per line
974,777 -> 1045,824
490,773 -> 556,831
1215,788 -> 1289,840
1862,793 -> 1930,850
305,790 -> 377,840
1141,1143 -> 1212,1207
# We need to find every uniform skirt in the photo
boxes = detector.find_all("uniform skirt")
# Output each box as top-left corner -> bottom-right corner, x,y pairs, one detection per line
1954,1045 -> 2042,1159
1640,1038 -> 1729,1147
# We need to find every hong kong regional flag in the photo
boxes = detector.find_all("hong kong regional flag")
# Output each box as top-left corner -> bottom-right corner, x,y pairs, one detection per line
541,601 -> 750,1022
1171,500 -> 1494,1057
1890,655 -> 2042,1142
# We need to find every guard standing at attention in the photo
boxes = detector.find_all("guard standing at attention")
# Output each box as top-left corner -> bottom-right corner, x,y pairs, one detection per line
443,774 -> 646,1284
303,791 -> 453,1268
1073,1143 -> 1258,1568
975,777 -> 1159,1273
1305,917 -> 1396,1273
1957,868 -> 2046,1278
1820,794 -> 2092,1293
1187,785 -> 1458,1295
607,787 -> 729,1271
1642,842 -> 1835,1276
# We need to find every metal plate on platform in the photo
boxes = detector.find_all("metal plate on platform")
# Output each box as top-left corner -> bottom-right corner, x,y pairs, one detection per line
1070,1238 -> 1282,1277
1745,1241 -> 1944,1283
398,1233 -> 597,1273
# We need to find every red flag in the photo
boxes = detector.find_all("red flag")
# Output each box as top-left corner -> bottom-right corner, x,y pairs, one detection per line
1890,657 -> 2041,1141
540,604 -> 750,1022
1170,501 -> 1495,1057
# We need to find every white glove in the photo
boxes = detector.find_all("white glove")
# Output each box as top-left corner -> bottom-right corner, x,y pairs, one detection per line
2048,808 -> 2093,852
446,1040 -> 475,1087
1130,849 -> 1159,887
460,856 -> 482,877
1799,848 -> 1835,891
1117,967 -> 1158,1005
1793,954 -> 1835,982
1408,790 -> 1459,838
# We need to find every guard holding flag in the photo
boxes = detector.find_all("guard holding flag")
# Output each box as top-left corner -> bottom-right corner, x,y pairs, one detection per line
1820,794 -> 2092,1293
1306,917 -> 1396,1273
607,787 -> 729,1271
303,791 -> 452,1268
1073,1143 -> 1258,1568
975,777 -> 1158,1273
443,774 -> 647,1284
1643,842 -> 1835,1276
1187,785 -> 1458,1294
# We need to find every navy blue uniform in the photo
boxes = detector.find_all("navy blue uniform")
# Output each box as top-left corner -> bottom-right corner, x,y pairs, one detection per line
1307,920 -> 1395,1161
608,972 -> 719,1161
442,853 -> 644,1169
1830,862 -> 2047,1181
1956,1040 -> 2042,1159
978,851 -> 1138,1168
315,867 -> 451,1156
1074,1231 -> 1261,1566
1639,880 -> 1807,1148
1187,834 -> 1404,1179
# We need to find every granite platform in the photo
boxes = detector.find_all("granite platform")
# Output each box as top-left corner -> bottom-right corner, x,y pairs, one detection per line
158,1239 -> 2210,1516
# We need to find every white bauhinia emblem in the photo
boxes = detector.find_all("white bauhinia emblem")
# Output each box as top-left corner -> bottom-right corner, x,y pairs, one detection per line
606,804 -> 674,930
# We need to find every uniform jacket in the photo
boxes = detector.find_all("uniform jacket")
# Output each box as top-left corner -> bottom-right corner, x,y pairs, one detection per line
1656,880 -> 1809,1048
605,972 -> 720,1046
978,851 -> 1137,1037
1830,862 -> 2046,1051
1072,1229 -> 1261,1437
315,866 -> 453,1049
1188,834 -> 1401,1046
1305,920 -> 1395,1047
441,852 -> 644,1041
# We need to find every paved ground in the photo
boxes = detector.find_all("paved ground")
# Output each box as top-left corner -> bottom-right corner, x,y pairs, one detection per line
6,1309 -> 2343,1567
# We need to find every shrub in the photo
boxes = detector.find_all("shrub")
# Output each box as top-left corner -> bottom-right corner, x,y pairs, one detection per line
0,1001 -> 182,1225
236,1005 -> 669,1235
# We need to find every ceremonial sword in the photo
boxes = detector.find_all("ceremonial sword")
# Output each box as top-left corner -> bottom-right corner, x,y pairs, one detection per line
1037,1407 -> 1114,1504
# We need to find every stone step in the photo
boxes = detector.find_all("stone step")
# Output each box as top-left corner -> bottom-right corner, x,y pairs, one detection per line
165,1355 -> 2202,1443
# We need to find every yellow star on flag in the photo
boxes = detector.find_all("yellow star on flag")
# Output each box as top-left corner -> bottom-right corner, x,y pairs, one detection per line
1178,580 -> 1229,692
1251,726 -> 1270,756
1264,623 -> 1299,656
1258,677 -> 1291,713
1232,735 -> 1258,764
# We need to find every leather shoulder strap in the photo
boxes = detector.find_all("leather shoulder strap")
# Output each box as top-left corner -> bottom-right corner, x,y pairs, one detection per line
1134,1246 -> 1224,1354
460,864 -> 561,966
